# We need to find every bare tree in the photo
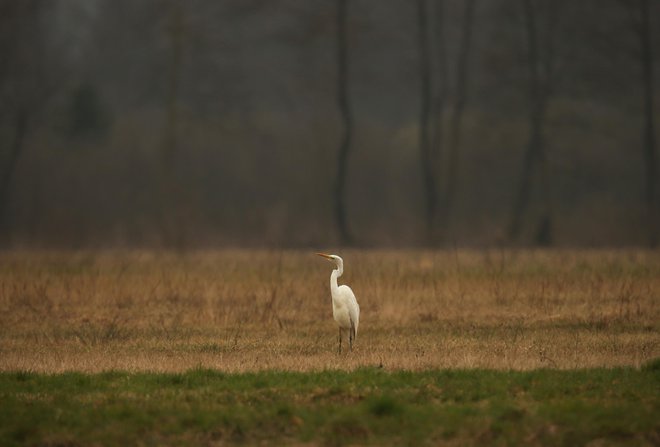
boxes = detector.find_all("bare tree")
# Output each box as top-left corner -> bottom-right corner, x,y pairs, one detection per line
0,0 -> 58,243
430,0 -> 447,202
420,0 -> 478,245
159,0 -> 187,248
440,0 -> 477,242
165,1 -> 183,176
335,0 -> 353,244
639,0 -> 658,247
417,0 -> 437,243
508,0 -> 560,245
0,109 -> 27,240
620,0 -> 658,247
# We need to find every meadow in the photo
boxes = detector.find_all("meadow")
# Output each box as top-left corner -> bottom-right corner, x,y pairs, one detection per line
1,366 -> 658,446
0,249 -> 659,444
1,249 -> 658,371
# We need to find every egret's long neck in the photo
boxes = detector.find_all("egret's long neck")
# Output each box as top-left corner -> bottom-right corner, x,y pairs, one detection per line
330,265 -> 342,299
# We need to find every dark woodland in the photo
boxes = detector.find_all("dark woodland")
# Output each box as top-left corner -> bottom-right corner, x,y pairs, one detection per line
0,0 -> 658,248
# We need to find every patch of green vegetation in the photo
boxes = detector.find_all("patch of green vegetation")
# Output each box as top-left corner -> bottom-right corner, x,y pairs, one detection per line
0,367 -> 658,446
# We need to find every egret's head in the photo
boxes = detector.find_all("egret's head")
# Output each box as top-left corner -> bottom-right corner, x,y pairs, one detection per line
316,252 -> 343,269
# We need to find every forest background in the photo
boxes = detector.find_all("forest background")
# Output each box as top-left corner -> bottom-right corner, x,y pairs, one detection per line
1,0 -> 658,249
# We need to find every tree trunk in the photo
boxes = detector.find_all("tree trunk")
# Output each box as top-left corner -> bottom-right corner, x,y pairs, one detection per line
441,0 -> 476,242
335,0 -> 353,245
0,110 -> 28,242
431,0 -> 447,158
639,0 -> 657,247
509,0 -> 553,245
165,3 -> 182,174
160,0 -> 185,248
418,0 -> 436,243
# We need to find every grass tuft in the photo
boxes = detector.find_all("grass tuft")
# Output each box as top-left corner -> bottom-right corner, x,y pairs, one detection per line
641,357 -> 660,372
367,395 -> 403,417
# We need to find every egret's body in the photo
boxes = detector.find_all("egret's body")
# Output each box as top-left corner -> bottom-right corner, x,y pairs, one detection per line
317,253 -> 360,353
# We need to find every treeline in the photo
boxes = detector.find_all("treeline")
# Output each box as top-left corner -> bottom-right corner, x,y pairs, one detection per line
0,0 -> 657,248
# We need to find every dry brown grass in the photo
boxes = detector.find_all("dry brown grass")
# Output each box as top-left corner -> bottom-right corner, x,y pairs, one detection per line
0,249 -> 658,372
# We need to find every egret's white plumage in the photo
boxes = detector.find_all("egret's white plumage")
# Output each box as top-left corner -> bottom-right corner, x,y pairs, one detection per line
317,253 -> 360,353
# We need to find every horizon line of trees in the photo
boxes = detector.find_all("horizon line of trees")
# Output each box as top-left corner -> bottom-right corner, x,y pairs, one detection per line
0,0 -> 658,248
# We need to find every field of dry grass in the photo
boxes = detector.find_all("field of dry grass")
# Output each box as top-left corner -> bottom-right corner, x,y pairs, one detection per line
0,249 -> 658,372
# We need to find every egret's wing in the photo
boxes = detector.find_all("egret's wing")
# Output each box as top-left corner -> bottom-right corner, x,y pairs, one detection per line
340,285 -> 360,336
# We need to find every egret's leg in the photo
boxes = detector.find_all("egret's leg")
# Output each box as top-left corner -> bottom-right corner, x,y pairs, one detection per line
338,328 -> 342,354
349,327 -> 354,351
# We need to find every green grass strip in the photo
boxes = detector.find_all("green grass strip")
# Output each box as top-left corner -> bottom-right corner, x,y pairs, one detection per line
1,363 -> 659,446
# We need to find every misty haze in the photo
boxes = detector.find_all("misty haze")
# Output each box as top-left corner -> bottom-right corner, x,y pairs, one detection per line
0,0 -> 658,248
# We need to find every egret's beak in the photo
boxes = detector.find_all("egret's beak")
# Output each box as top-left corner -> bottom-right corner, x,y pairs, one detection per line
316,252 -> 333,260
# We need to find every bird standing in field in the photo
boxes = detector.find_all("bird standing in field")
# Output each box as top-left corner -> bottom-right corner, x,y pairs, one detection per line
317,253 -> 360,353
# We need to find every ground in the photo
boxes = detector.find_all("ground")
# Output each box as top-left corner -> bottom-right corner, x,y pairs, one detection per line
1,249 -> 657,371
0,250 -> 658,445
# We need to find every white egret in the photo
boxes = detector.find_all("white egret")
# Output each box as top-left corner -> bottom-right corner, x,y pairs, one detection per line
317,253 -> 360,353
